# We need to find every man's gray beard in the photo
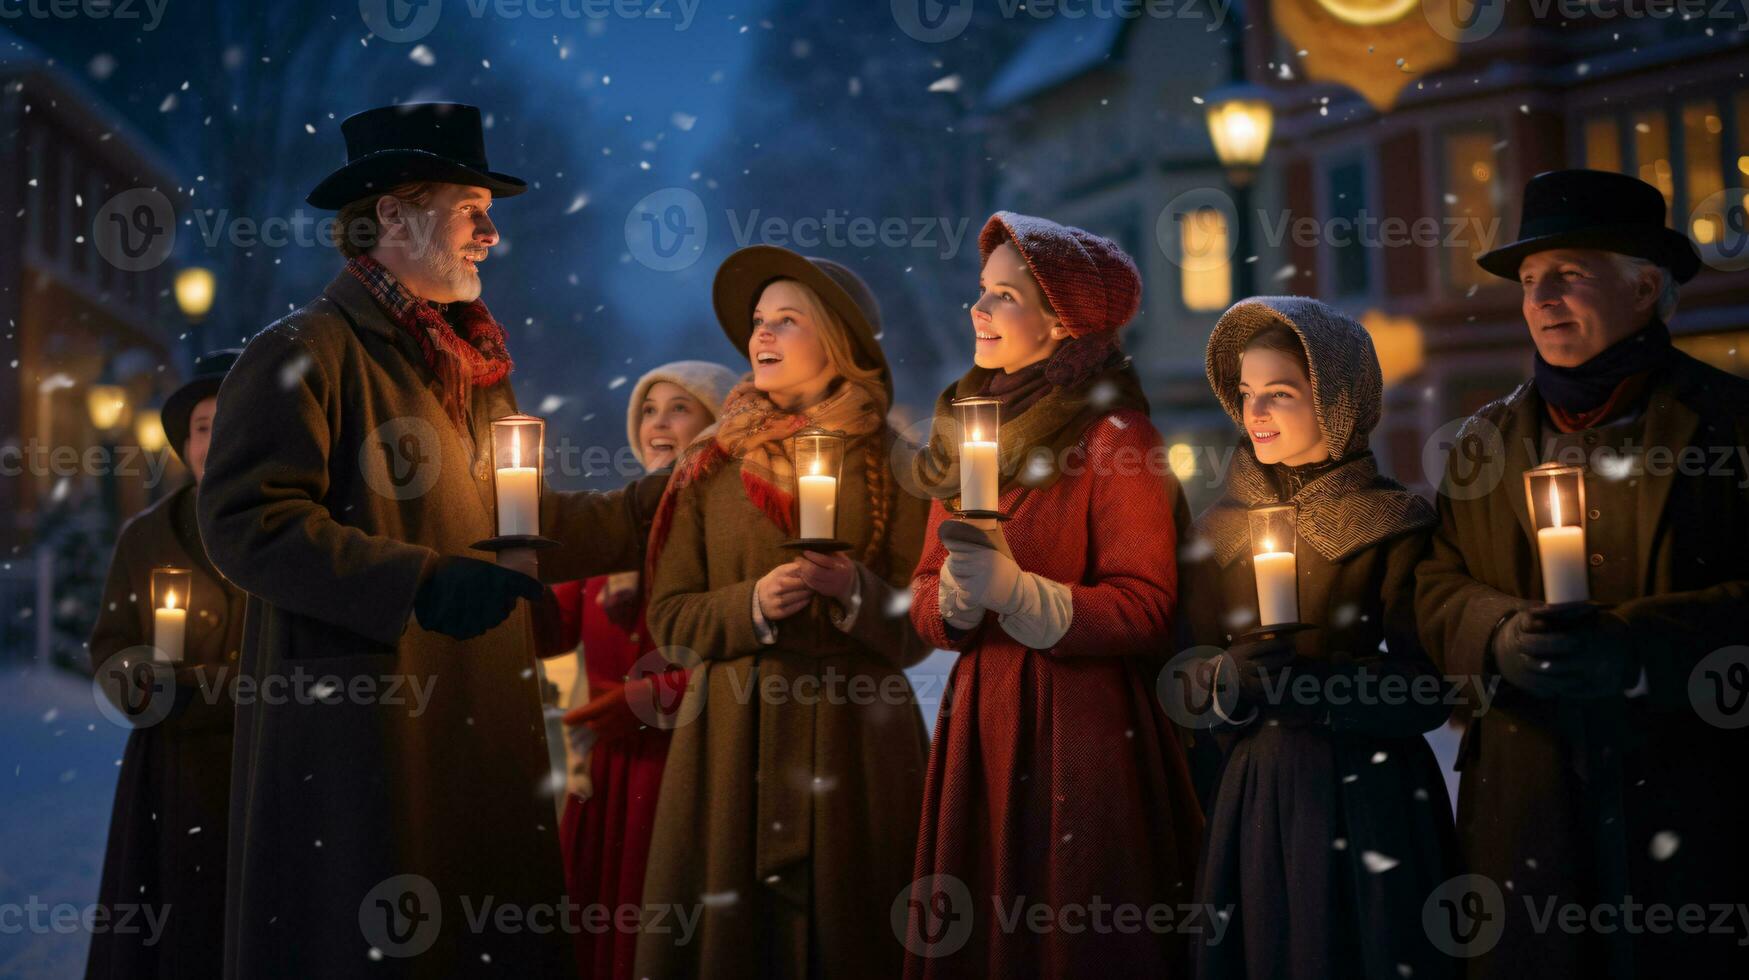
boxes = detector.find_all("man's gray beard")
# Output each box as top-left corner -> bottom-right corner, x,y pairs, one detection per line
422,246 -> 482,303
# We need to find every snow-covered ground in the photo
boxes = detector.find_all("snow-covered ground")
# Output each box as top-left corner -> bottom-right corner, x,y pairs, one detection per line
0,663 -> 128,980
0,653 -> 1459,979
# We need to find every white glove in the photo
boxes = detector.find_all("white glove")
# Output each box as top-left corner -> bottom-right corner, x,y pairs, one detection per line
937,558 -> 983,630
943,538 -> 1024,615
943,538 -> 1073,650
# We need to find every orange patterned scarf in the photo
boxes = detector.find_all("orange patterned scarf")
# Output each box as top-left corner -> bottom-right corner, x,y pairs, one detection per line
645,377 -> 885,577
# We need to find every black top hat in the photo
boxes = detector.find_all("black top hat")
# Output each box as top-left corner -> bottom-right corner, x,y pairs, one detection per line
306,103 -> 527,210
1477,169 -> 1702,283
712,245 -> 893,401
162,349 -> 242,467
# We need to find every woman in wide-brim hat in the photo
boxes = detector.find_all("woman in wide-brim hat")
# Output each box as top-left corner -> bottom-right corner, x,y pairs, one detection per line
86,349 -> 249,980
534,358 -> 738,980
903,212 -> 1204,979
1178,298 -> 1458,980
634,245 -> 932,980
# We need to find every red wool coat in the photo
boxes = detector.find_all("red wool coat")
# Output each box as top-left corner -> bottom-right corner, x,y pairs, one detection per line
905,409 -> 1205,979
548,576 -> 685,980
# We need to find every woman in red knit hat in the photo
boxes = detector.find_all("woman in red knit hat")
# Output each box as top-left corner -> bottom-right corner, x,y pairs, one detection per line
902,212 -> 1205,978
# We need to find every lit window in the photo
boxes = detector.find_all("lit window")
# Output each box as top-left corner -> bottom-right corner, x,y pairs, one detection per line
1179,206 -> 1231,312
1442,129 -> 1502,291
1583,116 -> 1621,173
1632,109 -> 1673,222
1683,101 -> 1726,244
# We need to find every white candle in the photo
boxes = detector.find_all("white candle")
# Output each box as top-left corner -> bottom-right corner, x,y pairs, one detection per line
961,439 -> 999,512
154,588 -> 187,663
1537,488 -> 1588,603
798,473 -> 837,540
1252,546 -> 1299,626
495,466 -> 539,536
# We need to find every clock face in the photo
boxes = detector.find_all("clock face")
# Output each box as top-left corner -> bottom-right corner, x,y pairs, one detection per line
1314,0 -> 1420,25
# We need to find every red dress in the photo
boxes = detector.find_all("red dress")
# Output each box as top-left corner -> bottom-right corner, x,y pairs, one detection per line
549,576 -> 687,980
905,409 -> 1206,979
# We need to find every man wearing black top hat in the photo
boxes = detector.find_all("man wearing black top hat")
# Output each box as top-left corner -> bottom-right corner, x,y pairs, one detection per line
197,104 -> 663,979
1417,169 -> 1749,977
87,349 -> 248,980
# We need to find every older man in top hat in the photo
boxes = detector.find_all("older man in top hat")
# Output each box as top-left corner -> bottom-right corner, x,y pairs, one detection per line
197,103 -> 665,979
1417,169 -> 1749,977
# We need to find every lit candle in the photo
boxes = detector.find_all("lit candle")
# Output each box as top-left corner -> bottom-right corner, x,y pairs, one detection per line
798,461 -> 837,540
1537,484 -> 1589,604
154,587 -> 187,663
961,431 -> 999,512
495,433 -> 540,537
1252,538 -> 1299,627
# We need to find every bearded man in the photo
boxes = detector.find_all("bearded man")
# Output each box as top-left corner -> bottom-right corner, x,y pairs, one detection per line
198,103 -> 661,979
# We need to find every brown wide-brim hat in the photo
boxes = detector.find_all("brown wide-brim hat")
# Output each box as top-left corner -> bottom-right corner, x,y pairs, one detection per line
711,244 -> 892,400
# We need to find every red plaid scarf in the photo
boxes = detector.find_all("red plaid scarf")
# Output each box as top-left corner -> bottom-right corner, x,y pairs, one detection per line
346,254 -> 513,431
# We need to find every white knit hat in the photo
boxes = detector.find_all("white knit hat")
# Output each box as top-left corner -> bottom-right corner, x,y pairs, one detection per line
624,360 -> 741,467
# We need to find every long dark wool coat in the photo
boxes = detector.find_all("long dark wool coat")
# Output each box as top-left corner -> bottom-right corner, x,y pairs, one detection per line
198,271 -> 656,979
1417,350 -> 1749,978
86,482 -> 247,980
1181,297 -> 1458,980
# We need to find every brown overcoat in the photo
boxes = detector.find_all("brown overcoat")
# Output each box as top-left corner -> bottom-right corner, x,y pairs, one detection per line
198,271 -> 654,979
634,429 -> 932,980
1416,350 -> 1749,977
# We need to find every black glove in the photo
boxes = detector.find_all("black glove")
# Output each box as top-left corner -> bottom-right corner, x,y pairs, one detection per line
413,556 -> 543,640
1220,633 -> 1300,708
1490,605 -> 1635,699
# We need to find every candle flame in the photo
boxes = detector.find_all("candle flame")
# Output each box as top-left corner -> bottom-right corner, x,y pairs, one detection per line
1548,481 -> 1563,528
1262,537 -> 1274,553
970,428 -> 982,442
164,588 -> 178,611
810,458 -> 822,477
511,433 -> 521,470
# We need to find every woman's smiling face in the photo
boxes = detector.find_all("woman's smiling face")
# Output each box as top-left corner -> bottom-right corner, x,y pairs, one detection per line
637,381 -> 711,471
1238,345 -> 1328,467
971,241 -> 1069,373
749,279 -> 834,408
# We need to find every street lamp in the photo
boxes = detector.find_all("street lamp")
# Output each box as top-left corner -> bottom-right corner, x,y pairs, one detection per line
87,360 -> 130,527
175,266 -> 215,322
1203,83 -> 1274,297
